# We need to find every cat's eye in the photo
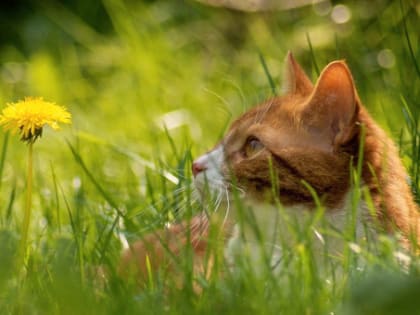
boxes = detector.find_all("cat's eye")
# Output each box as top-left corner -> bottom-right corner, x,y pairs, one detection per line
243,137 -> 264,157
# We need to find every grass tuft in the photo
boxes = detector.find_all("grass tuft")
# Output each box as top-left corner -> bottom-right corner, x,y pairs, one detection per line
0,0 -> 419,313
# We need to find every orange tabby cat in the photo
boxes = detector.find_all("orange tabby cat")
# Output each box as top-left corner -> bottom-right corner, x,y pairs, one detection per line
120,53 -> 420,282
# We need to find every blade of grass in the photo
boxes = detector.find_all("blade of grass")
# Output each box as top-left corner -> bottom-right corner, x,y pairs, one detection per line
50,163 -> 61,233
0,132 -> 9,194
400,0 -> 420,79
163,125 -> 179,161
67,140 -> 124,217
334,33 -> 340,59
76,131 -> 179,185
60,185 -> 85,285
4,181 -> 16,224
258,50 -> 277,95
97,214 -> 120,265
306,32 -> 320,76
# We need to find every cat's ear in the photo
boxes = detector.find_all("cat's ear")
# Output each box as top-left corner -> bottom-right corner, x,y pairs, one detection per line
281,52 -> 313,96
303,61 -> 358,147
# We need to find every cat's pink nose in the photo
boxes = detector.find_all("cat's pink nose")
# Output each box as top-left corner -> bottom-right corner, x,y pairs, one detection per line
192,161 -> 207,177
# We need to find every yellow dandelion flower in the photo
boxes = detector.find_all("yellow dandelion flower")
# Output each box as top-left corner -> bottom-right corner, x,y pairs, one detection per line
0,97 -> 71,143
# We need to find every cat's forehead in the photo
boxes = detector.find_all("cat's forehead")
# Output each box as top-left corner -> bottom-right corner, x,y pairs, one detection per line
222,93 -> 333,152
225,95 -> 303,138
230,98 -> 281,129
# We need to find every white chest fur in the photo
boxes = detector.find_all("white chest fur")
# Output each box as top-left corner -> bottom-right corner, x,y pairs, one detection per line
224,194 -> 375,272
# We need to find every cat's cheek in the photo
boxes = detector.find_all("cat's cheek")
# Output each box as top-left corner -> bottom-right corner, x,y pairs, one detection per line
239,179 -> 272,202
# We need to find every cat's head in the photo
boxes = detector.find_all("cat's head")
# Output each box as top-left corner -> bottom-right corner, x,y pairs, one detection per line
193,53 -> 361,210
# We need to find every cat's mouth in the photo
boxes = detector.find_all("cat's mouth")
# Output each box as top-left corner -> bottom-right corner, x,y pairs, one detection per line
192,145 -> 224,182
192,145 -> 239,208
192,151 -> 248,219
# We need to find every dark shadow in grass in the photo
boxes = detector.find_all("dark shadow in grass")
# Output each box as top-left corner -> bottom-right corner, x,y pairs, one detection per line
342,271 -> 420,315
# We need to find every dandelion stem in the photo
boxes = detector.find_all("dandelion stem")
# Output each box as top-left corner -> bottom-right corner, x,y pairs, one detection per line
19,141 -> 33,269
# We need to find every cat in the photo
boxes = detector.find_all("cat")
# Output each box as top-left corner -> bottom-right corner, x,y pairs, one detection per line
119,52 -> 420,283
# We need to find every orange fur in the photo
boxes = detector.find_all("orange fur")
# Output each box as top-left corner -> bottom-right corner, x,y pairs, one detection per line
119,214 -> 231,287
121,52 -> 419,284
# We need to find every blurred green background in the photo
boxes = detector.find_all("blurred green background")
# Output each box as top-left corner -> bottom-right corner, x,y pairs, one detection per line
1,0 -> 418,150
0,0 -> 419,313
1,0 -> 418,206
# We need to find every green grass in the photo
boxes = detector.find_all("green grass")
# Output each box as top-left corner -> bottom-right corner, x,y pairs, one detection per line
0,0 -> 419,314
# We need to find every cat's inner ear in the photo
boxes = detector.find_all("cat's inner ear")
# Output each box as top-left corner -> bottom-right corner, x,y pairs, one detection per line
302,61 -> 358,148
281,52 -> 313,96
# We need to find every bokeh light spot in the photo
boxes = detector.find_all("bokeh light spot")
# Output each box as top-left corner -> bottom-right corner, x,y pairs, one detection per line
313,0 -> 331,16
377,49 -> 396,69
331,4 -> 351,24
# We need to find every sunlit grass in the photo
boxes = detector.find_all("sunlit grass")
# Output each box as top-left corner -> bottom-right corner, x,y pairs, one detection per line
0,0 -> 419,314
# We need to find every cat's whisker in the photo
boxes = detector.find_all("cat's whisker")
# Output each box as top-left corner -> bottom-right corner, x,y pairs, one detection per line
202,87 -> 232,110
214,189 -> 224,208
178,200 -> 201,217
261,98 -> 276,122
128,188 -> 201,222
188,216 -> 209,245
157,163 -> 193,181
253,97 -> 275,124
190,227 -> 209,251
212,197 -> 220,212
232,185 -> 246,197
222,186 -> 231,225
223,179 -> 245,198
172,186 -> 187,194
171,197 -> 201,216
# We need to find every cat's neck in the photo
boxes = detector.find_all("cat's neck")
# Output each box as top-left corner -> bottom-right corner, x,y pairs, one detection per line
359,106 -> 420,245
225,190 -> 375,272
